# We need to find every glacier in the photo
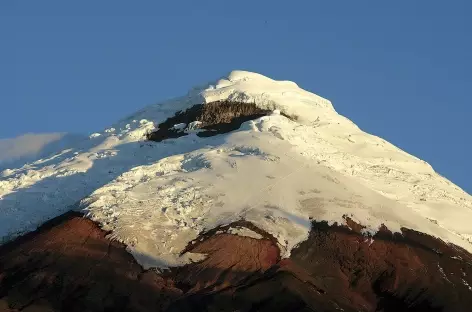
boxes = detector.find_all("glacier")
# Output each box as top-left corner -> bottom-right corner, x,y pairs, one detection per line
1,70 -> 471,269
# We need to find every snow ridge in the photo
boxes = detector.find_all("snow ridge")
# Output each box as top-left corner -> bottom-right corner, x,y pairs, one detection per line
1,70 -> 471,269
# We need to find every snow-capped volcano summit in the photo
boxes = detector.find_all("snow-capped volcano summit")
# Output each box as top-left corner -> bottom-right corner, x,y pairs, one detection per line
1,71 -> 471,269
2,71 -> 472,311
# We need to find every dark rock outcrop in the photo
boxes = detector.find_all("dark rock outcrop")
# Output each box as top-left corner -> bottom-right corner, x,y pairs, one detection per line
147,100 -> 275,142
1,212 -> 472,312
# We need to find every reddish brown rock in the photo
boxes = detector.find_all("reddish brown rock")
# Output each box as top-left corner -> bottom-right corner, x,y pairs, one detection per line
173,221 -> 280,294
0,212 -> 182,312
168,218 -> 472,312
1,212 -> 472,312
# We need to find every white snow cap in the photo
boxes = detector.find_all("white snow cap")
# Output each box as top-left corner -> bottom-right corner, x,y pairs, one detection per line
1,70 -> 471,269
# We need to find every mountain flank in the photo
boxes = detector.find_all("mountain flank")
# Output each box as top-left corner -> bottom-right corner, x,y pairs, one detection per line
1,211 -> 471,311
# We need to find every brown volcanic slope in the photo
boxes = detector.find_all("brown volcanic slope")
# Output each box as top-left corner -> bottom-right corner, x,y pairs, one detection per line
1,212 -> 472,312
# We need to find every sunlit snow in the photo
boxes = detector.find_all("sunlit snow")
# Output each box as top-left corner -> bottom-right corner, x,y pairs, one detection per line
1,71 -> 471,269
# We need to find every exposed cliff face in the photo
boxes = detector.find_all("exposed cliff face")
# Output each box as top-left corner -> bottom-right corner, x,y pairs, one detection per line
1,211 -> 471,312
146,100 -> 274,141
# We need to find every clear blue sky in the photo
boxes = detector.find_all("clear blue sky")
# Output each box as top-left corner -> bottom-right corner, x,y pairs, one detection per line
1,1 -> 471,193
